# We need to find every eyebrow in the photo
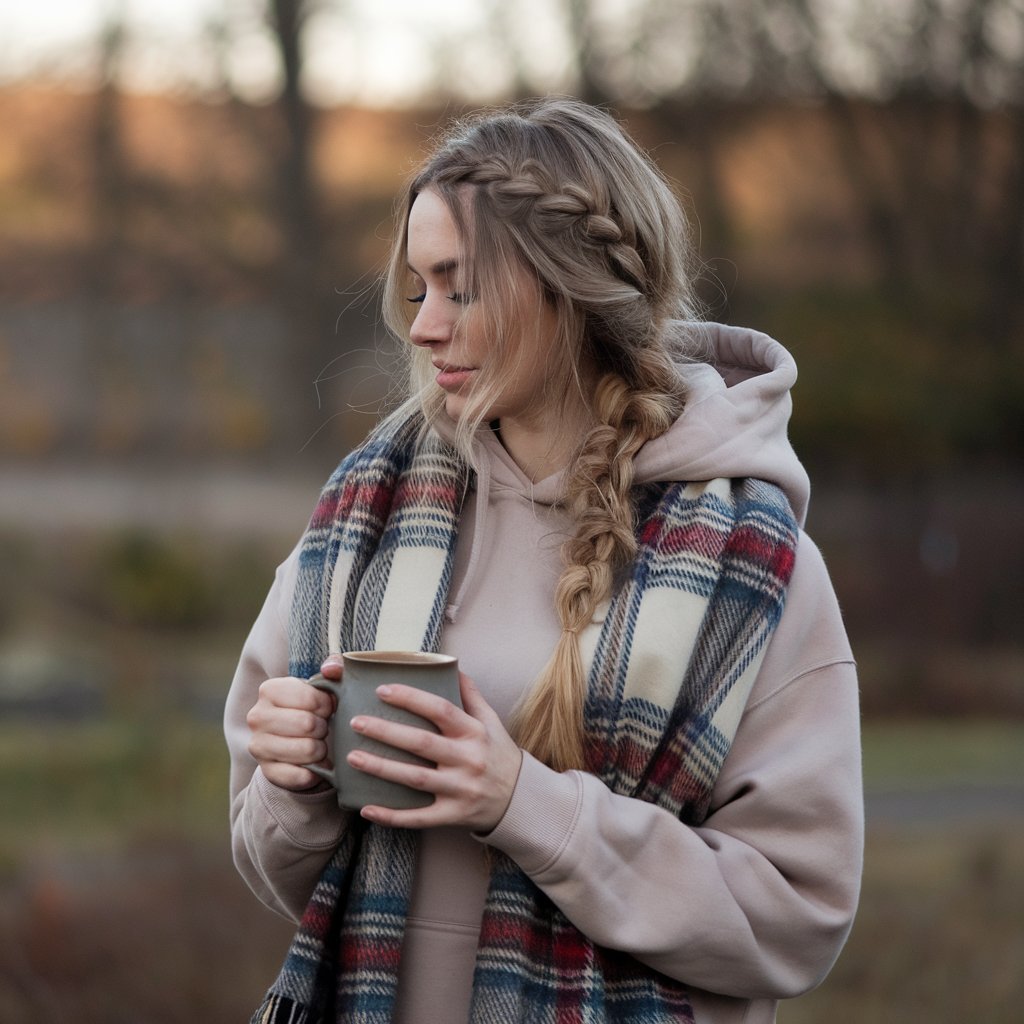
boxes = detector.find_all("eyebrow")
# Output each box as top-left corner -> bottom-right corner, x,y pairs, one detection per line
407,258 -> 461,278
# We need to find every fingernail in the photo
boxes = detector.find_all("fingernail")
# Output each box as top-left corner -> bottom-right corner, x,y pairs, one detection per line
376,685 -> 392,698
351,717 -> 366,732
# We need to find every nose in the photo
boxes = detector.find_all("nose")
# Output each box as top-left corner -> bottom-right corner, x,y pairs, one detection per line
408,292 -> 453,349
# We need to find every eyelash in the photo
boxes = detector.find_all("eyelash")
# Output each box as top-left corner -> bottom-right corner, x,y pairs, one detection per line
407,293 -> 470,305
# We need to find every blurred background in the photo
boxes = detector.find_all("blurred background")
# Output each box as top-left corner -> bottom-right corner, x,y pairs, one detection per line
0,0 -> 1021,1020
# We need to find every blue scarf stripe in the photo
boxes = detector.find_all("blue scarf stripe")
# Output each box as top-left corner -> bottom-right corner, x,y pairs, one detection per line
584,574 -> 639,789
472,945 -> 696,1021
424,557 -> 456,652
351,547 -> 392,649
383,522 -> 463,547
645,564 -> 723,596
681,590 -> 785,721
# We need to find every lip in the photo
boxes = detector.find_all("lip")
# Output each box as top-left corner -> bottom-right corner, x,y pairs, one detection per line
433,362 -> 475,390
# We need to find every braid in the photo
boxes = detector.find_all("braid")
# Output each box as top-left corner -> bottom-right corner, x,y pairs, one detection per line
430,156 -> 652,302
383,99 -> 705,770
511,371 -> 682,772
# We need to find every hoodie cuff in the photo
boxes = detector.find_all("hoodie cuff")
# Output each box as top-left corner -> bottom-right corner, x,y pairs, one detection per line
252,767 -> 348,849
478,752 -> 584,874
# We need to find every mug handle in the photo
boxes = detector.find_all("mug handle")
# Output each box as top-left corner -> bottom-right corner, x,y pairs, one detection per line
302,672 -> 343,787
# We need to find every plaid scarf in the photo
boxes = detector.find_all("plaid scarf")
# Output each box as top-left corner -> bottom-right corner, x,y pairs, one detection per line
253,411 -> 798,1024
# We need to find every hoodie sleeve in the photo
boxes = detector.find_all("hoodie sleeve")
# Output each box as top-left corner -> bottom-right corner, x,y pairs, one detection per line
482,532 -> 863,1000
223,542 -> 352,922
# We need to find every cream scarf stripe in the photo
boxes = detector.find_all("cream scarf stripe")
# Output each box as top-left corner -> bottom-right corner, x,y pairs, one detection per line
581,481 -> 730,748
577,477 -> 791,818
617,479 -> 737,714
367,447 -> 467,652
327,436 -> 466,655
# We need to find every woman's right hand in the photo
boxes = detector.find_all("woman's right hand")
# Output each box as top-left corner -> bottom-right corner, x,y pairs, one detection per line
246,659 -> 340,791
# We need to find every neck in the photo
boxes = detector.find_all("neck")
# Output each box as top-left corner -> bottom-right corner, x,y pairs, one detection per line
495,399 -> 591,483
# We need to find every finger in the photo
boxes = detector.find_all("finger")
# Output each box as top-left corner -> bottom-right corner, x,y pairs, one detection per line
345,747 -> 441,795
261,761 -> 329,793
247,702 -> 331,739
319,655 -> 344,681
257,706 -> 330,740
374,684 -> 466,735
457,672 -> 491,720
261,677 -> 335,718
301,679 -> 339,718
358,803 -> 441,830
249,732 -> 329,768
350,714 -> 448,763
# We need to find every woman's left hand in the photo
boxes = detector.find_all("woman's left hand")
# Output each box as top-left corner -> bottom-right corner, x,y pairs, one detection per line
347,672 -> 524,833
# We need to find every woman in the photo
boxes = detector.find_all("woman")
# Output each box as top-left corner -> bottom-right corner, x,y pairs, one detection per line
225,98 -> 862,1024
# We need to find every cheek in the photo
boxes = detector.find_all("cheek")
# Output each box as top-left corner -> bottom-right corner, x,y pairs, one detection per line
523,311 -> 560,371
460,313 -> 490,361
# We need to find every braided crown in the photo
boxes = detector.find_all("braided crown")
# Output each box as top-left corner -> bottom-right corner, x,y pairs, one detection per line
393,100 -> 698,773
432,156 -> 648,295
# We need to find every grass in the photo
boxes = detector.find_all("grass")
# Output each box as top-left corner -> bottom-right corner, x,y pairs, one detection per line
0,716 -> 229,868
0,716 -> 1021,1021
785,826 -> 1024,1023
861,718 -> 1024,788
1,716 -> 1020,856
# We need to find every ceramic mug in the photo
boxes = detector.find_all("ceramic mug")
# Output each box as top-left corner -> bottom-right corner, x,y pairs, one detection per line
305,650 -> 461,810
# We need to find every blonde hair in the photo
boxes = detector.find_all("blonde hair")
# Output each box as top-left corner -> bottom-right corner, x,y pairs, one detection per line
382,98 -> 704,771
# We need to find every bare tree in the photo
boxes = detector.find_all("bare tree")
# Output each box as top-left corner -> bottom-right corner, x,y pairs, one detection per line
487,0 -> 1023,329
263,0 -> 356,443
89,7 -> 130,301
81,5 -> 131,454
268,0 -> 322,287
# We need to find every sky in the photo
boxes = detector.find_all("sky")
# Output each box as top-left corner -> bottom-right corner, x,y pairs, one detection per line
6,1 -> 1011,108
0,0 -> 570,105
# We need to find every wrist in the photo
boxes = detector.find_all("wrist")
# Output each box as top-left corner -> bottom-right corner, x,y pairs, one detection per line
478,746 -> 525,837
477,752 -> 583,873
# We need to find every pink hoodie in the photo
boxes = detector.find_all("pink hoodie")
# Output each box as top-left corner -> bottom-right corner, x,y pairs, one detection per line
224,324 -> 862,1024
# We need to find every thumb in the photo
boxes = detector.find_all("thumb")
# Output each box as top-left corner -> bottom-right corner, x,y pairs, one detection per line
319,653 -> 344,681
458,671 -> 490,719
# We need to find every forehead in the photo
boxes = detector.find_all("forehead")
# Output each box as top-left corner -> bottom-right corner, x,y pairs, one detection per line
407,189 -> 463,273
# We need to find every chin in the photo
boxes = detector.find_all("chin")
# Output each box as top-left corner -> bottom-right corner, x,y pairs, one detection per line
442,386 -> 499,427
444,393 -> 467,422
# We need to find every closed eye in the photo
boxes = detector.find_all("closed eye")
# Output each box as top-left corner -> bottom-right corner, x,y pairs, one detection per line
407,292 -> 472,305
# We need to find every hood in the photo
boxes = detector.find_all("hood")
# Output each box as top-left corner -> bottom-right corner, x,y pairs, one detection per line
433,323 -> 808,624
430,322 -> 808,524
634,322 -> 809,525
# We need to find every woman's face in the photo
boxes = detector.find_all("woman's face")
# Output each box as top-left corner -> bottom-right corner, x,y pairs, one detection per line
405,188 -> 561,431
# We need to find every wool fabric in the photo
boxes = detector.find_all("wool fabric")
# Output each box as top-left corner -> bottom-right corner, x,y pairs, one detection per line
253,410 -> 798,1024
